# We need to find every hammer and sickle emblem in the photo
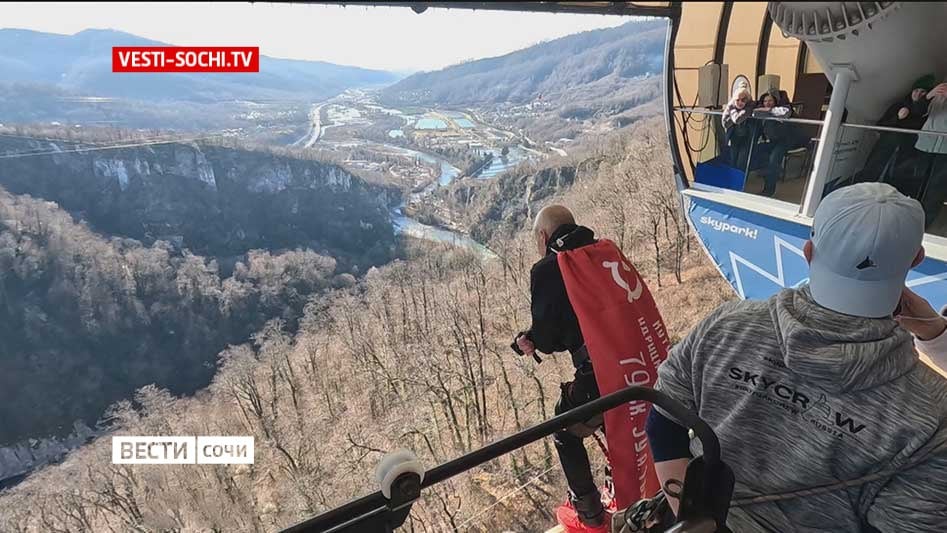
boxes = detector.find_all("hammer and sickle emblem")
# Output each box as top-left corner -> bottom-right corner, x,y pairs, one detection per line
603,260 -> 642,302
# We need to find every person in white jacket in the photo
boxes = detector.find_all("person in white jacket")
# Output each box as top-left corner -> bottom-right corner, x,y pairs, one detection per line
722,86 -> 755,171
914,82 -> 947,228
896,287 -> 947,371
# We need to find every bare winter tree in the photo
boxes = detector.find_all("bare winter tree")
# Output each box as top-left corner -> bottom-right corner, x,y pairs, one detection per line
0,119 -> 732,533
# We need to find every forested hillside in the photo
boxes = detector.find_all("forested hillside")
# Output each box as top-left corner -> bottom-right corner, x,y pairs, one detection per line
0,121 -> 735,532
0,134 -> 399,270
381,19 -> 665,144
0,188 -> 350,448
381,20 -> 665,107
0,129 -> 407,486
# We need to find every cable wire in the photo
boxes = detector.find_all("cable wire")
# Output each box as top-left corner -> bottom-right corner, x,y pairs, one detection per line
671,60 -> 716,172
0,132 -> 216,157
0,134 -> 224,160
454,464 -> 557,531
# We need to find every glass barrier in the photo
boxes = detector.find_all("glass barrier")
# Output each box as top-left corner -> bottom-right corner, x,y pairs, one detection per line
672,107 -> 722,167
673,107 -> 947,235
673,107 -> 825,207
833,123 -> 947,238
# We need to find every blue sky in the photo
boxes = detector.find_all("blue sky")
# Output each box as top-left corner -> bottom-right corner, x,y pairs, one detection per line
3,2 -> 630,72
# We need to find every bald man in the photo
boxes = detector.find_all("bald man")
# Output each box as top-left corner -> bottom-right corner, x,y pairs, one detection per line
514,205 -> 608,529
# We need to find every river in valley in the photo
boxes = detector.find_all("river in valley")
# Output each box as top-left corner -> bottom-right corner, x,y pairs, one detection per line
381,145 -> 498,258
474,145 -> 531,179
383,141 -> 533,259
295,98 -> 536,258
391,206 -> 494,258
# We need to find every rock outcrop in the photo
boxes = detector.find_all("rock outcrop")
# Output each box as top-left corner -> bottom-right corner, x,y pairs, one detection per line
0,138 -> 400,269
436,161 -> 598,244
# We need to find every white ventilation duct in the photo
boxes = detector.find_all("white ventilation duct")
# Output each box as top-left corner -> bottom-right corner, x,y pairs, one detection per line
768,2 -> 947,122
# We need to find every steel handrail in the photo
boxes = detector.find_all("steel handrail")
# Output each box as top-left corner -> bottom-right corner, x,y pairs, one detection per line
673,106 -> 947,139
281,386 -> 719,533
841,121 -> 947,139
672,107 -> 825,127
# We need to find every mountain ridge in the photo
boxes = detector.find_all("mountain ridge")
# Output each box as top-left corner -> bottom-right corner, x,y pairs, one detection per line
380,19 -> 665,107
0,134 -> 399,269
0,28 -> 400,103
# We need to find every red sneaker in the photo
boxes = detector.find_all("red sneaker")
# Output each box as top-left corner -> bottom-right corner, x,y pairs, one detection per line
555,499 -> 613,533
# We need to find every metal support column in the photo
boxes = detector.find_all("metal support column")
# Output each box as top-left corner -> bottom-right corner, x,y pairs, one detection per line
801,65 -> 856,218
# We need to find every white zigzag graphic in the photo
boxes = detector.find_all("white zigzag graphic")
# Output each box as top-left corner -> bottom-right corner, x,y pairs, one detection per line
729,236 -> 806,299
727,236 -> 947,298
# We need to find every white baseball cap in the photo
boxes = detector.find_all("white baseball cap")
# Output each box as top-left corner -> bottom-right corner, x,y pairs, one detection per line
809,183 -> 925,318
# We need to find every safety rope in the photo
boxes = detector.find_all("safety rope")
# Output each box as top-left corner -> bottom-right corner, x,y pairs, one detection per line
591,431 -> 609,461
454,463 -> 558,531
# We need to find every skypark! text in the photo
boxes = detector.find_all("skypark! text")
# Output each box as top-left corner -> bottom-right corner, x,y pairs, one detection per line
112,46 -> 260,73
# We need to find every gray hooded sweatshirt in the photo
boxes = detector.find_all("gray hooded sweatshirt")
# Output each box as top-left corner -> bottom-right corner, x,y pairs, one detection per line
655,286 -> 947,532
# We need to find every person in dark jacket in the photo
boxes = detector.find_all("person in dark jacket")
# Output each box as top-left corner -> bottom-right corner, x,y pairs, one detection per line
854,74 -> 936,186
753,89 -> 809,197
513,204 -> 607,529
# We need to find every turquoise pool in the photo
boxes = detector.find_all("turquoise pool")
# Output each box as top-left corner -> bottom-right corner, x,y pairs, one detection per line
415,118 -> 448,130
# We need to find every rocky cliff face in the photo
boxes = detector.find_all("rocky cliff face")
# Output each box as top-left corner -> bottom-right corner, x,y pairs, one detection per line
0,138 -> 402,485
0,138 -> 400,270
438,161 -> 597,243
0,423 -> 96,488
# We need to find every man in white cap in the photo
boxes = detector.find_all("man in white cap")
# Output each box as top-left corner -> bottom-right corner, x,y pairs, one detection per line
646,183 -> 947,531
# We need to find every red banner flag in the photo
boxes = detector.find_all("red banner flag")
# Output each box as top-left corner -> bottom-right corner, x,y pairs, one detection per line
557,239 -> 671,510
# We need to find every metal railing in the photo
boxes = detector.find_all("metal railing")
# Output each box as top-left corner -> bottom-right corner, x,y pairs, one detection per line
281,386 -> 727,533
841,121 -> 947,139
673,106 -> 824,203
673,106 -> 947,142
673,106 -> 826,127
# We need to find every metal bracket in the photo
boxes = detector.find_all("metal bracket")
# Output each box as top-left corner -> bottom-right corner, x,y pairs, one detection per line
828,63 -> 859,82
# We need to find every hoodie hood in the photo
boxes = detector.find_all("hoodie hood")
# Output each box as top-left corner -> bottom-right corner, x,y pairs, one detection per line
546,224 -> 595,255
770,286 -> 918,392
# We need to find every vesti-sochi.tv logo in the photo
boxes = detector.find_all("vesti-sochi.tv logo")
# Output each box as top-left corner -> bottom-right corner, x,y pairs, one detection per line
112,46 -> 260,73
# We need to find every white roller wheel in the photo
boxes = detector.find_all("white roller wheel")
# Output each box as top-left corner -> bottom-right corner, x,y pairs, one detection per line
374,449 -> 424,499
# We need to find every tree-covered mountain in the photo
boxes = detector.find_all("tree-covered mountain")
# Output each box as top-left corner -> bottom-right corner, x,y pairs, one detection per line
0,28 -> 399,103
0,132 -> 402,480
0,186 -> 343,450
0,121 -> 737,533
0,135 -> 399,270
380,19 -> 665,107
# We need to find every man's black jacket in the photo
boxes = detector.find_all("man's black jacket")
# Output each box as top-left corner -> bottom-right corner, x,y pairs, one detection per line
878,94 -> 930,130
527,223 -> 596,368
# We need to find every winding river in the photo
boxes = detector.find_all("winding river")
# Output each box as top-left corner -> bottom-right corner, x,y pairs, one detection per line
391,206 -> 494,257
381,145 -> 498,258
296,101 -> 532,258
382,142 -> 533,259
